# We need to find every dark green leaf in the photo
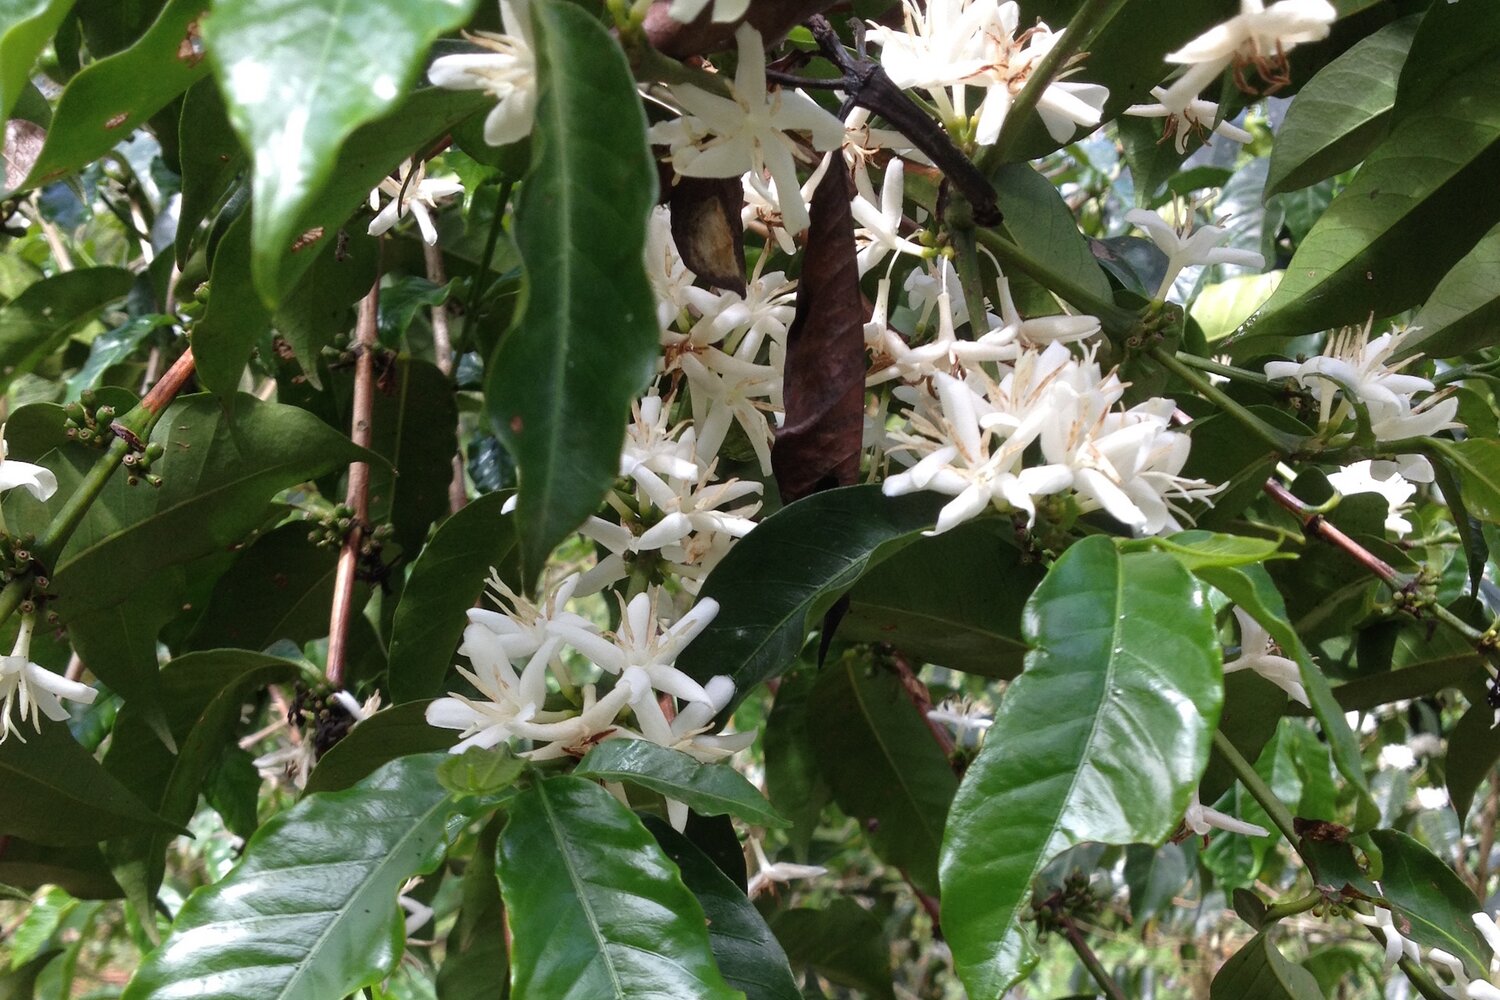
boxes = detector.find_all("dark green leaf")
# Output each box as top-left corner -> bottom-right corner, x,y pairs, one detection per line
1372,829 -> 1490,978
203,745 -> 261,839
991,162 -> 1111,303
436,819 -> 507,1000
273,226 -> 379,388
1264,16 -> 1418,197
356,357 -> 458,554
102,650 -> 299,905
497,775 -> 740,1000
1429,440 -> 1500,524
762,672 -> 830,859
204,0 -> 478,302
1210,931 -> 1321,999
840,520 -> 1039,678
388,491 -> 520,703
644,818 -> 799,1000
0,720 -> 178,846
1392,0 -> 1500,120
122,754 -> 455,1000
174,77 -> 244,263
809,655 -> 957,895
190,209 -> 269,395
678,485 -> 945,710
940,538 -> 1222,995
488,0 -> 658,582
1402,219 -> 1500,359
183,523 -> 340,652
768,900 -> 894,1000
1446,695 -> 1500,823
20,0 -> 209,189
575,738 -> 788,829
0,0 -> 74,124
0,840 -> 121,900
305,701 -> 455,794
45,394 -> 372,623
1125,842 -> 1191,924
0,948 -> 60,1000
1196,563 -> 1379,831
0,269 -> 133,396
1238,51 -> 1500,343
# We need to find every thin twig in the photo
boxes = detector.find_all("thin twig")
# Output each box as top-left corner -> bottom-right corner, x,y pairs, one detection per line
884,647 -> 958,768
1060,914 -> 1128,1000
326,280 -> 381,687
423,242 -> 468,515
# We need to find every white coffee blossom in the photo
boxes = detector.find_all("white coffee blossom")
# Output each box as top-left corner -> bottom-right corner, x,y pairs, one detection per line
666,0 -> 749,24
1160,0 -> 1338,110
0,430 -> 57,502
1124,86 -> 1254,155
747,836 -> 827,899
367,158 -> 464,246
1126,205 -> 1265,302
1183,789 -> 1269,838
0,616 -> 96,744
1354,904 -> 1423,968
1327,461 -> 1416,537
428,1 -> 537,146
1223,605 -> 1308,706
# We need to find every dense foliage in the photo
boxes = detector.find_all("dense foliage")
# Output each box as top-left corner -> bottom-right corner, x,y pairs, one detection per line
2,0 -> 1500,997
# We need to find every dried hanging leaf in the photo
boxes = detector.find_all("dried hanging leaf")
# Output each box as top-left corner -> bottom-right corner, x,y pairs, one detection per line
669,175 -> 746,294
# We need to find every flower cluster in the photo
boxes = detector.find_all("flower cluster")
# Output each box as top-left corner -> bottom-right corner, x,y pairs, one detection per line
867,0 -> 1108,146
882,342 -> 1219,536
1356,900 -> 1500,999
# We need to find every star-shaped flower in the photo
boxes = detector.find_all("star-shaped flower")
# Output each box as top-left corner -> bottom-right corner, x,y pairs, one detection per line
1223,606 -> 1308,705
428,1 -> 537,147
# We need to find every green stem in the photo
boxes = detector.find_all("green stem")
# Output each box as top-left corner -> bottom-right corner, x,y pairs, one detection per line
1399,955 -> 1453,1000
948,230 -> 991,334
974,227 -> 1136,333
1059,915 -> 1128,1000
1172,350 -> 1277,390
459,180 -> 514,352
1151,346 -> 1303,455
1261,889 -> 1322,923
978,0 -> 1125,170
1212,730 -> 1299,850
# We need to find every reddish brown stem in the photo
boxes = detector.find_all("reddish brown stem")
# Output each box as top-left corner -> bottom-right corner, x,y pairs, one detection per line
1262,480 -> 1399,583
141,347 -> 197,415
326,283 -> 380,687
886,647 -> 958,768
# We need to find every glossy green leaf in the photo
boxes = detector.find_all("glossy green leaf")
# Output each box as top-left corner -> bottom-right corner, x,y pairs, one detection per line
0,720 -> 177,846
122,753 -> 454,1000
63,314 -> 171,401
1446,695 -> 1500,822
190,209 -> 269,395
183,523 -> 340,652
1402,219 -> 1500,358
644,817 -> 800,1000
1196,563 -> 1380,831
1124,842 -> 1191,924
20,0 -> 208,189
1189,272 -> 1284,343
497,775 -> 741,1000
1209,932 -> 1321,999
0,840 -> 121,900
678,485 -> 945,708
1393,0 -> 1500,120
272,226 -> 379,388
305,701 -> 454,795
204,0 -> 477,302
1264,16 -> 1418,197
487,0 -> 658,582
1122,530 -> 1286,571
810,655 -> 957,895
1428,440 -> 1500,525
356,357 -> 459,554
175,77 -> 244,262
0,0 -> 75,127
388,491 -> 519,703
1238,51 -> 1500,343
436,819 -> 507,1000
839,520 -> 1039,678
762,672 -> 830,859
940,537 -> 1222,995
1372,829 -> 1490,977
44,394 -> 371,623
768,900 -> 894,1000
575,738 -> 787,829
0,268 -> 133,396
435,745 -> 526,798
102,650 -> 298,906
991,162 -> 1111,303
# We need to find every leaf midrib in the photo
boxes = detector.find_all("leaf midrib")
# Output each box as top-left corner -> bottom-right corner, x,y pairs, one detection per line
536,779 -> 629,998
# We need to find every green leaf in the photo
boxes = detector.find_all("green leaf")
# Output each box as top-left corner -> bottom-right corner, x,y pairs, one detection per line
0,268 -> 133,396
1402,219 -> 1500,358
388,491 -> 520,703
1446,695 -> 1500,823
809,655 -> 958,895
497,775 -> 741,1000
762,672 -> 830,859
45,394 -> 372,623
190,208 -> 269,395
940,537 -> 1222,995
0,720 -> 178,846
182,523 -> 340,652
1209,932 -> 1321,999
435,744 -> 526,798
19,0 -> 209,189
643,817 -> 800,1000
122,754 -> 455,1000
204,0 -> 478,302
63,314 -> 171,401
1428,440 -> 1500,524
174,77 -> 245,263
0,948 -> 59,999
767,900 -> 895,1000
1195,563 -> 1380,832
1392,0 -> 1500,120
305,701 -> 457,795
1372,829 -> 1490,977
1189,272 -> 1284,343
839,520 -> 1039,678
0,0 -> 75,127
1122,529 -> 1286,571
436,819 -> 507,1000
677,485 -> 945,709
1263,16 -> 1418,197
0,840 -> 121,901
1238,49 -> 1500,343
990,162 -> 1112,304
102,650 -> 299,907
574,738 -> 788,829
487,0 -> 658,583
1124,842 -> 1191,924
355,357 -> 459,554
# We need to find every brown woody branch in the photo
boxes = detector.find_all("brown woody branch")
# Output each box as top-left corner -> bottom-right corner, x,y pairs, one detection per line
643,0 -> 837,57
